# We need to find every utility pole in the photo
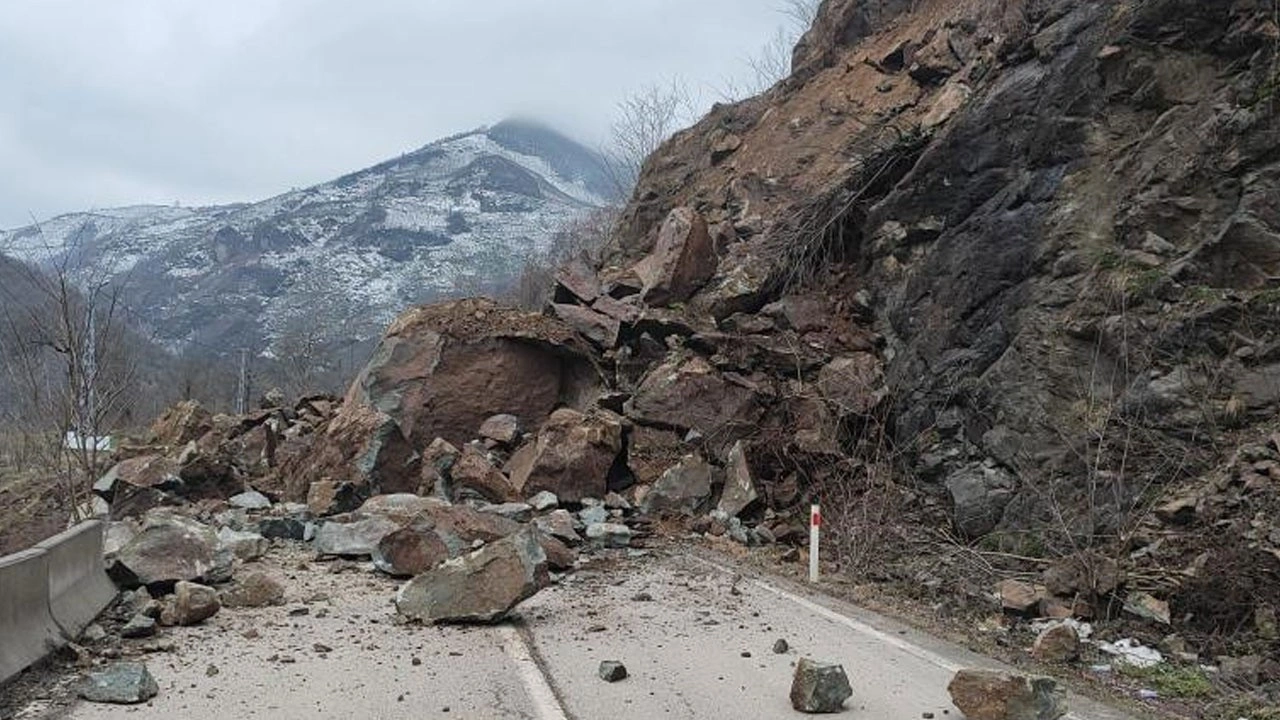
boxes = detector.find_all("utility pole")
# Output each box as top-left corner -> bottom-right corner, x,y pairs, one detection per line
236,348 -> 251,415
81,303 -> 98,439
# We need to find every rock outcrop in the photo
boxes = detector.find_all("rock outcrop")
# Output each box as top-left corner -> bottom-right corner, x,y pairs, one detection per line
593,0 -> 1280,545
547,0 -> 1280,662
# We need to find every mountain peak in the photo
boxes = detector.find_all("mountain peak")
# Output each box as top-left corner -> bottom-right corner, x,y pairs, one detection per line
0,121 -> 610,353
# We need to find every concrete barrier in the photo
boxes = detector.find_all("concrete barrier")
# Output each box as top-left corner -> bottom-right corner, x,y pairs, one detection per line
37,520 -> 118,639
0,548 -> 63,685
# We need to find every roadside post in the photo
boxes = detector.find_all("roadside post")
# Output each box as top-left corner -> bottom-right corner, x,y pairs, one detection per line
809,503 -> 820,583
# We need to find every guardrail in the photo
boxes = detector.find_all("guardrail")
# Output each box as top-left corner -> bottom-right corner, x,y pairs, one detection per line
0,519 -> 118,685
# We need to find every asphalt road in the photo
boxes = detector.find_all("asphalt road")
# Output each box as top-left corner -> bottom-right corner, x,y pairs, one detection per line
52,545 -> 1137,720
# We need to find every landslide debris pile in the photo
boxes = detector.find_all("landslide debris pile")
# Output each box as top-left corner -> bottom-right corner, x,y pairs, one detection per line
95,364 -> 646,627
88,0 -> 1280,709
556,0 -> 1280,686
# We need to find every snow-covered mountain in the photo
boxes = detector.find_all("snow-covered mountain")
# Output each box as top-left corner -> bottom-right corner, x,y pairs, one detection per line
0,119 -> 612,355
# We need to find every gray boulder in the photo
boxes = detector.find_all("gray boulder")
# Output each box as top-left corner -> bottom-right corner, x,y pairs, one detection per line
599,660 -> 628,682
480,502 -> 534,523
257,517 -> 310,541
535,510 -> 582,544
217,527 -> 269,561
228,490 -> 272,510
945,463 -> 1016,537
790,658 -> 853,713
585,522 -> 633,548
578,505 -> 610,526
641,455 -> 716,516
528,491 -> 559,511
78,662 -> 159,705
313,516 -> 401,557
395,528 -> 550,624
120,614 -> 157,639
717,441 -> 758,518
113,512 -> 233,587
220,572 -> 286,608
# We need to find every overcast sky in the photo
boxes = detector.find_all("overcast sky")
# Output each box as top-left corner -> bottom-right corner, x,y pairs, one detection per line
0,0 -> 793,228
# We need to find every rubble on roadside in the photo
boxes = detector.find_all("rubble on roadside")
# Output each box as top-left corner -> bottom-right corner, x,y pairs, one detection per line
947,670 -> 1066,720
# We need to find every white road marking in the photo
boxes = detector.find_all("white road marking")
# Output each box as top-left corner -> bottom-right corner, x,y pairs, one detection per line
499,625 -> 569,720
689,555 -> 1097,720
690,555 -> 965,671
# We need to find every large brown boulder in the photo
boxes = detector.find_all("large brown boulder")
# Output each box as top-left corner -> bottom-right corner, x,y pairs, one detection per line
624,354 -> 767,459
395,527 -> 550,624
147,400 -> 213,448
507,408 -> 623,504
343,298 -> 601,450
947,670 -> 1067,720
373,524 -> 453,577
160,581 -> 221,626
279,404 -> 420,509
450,445 -> 520,503
631,207 -> 718,306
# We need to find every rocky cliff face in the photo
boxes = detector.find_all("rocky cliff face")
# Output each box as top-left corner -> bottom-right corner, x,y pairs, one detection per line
606,0 -> 1280,544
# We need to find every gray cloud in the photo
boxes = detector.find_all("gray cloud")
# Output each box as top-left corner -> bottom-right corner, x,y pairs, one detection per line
0,0 -> 788,227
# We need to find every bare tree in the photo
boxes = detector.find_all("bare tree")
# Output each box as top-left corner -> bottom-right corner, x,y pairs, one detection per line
720,0 -> 823,101
511,77 -> 697,307
166,345 -> 240,412
746,27 -> 800,92
602,79 -> 695,198
780,0 -> 821,33
0,222 -> 140,518
510,206 -> 619,309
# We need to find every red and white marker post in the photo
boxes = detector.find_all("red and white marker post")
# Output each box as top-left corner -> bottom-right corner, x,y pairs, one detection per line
808,503 -> 821,584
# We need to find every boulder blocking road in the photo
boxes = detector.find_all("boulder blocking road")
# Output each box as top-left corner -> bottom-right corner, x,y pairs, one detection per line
52,545 -> 1138,720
